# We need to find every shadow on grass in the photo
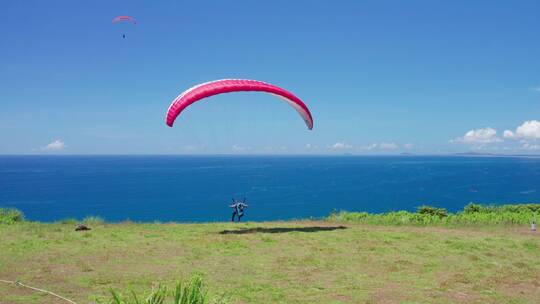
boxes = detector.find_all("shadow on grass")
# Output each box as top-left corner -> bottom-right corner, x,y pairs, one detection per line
219,225 -> 347,234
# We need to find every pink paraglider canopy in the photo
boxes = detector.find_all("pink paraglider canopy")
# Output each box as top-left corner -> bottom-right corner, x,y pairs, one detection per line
166,79 -> 314,130
112,16 -> 137,24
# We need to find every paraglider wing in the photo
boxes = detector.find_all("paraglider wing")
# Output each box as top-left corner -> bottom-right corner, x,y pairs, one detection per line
112,15 -> 137,24
165,79 -> 314,129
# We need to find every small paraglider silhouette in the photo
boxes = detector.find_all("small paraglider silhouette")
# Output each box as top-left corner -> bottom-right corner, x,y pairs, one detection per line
112,15 -> 136,39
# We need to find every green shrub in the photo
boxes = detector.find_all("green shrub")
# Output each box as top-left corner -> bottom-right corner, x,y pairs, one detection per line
0,208 -> 25,224
463,203 -> 540,214
463,203 -> 483,213
327,203 -> 540,226
498,203 -> 540,213
100,276 -> 228,304
417,205 -> 448,218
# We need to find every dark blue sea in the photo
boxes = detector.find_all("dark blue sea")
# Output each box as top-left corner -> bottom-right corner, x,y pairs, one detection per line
0,155 -> 539,222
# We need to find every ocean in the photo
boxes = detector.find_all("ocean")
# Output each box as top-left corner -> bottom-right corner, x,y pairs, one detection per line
0,155 -> 539,222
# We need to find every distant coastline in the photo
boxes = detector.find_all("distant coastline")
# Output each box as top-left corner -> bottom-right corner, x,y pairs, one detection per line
0,153 -> 539,158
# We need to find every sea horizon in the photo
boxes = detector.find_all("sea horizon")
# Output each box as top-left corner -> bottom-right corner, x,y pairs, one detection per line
2,155 -> 539,223
1,153 -> 539,157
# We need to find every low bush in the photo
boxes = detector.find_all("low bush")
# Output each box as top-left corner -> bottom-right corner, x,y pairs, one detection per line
0,208 -> 24,224
327,203 -> 540,226
463,203 -> 484,213
417,205 -> 448,218
463,203 -> 540,214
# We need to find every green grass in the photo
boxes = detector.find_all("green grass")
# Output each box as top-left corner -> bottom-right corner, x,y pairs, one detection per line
1,219 -> 539,303
100,276 -> 228,304
82,216 -> 106,226
327,203 -> 540,226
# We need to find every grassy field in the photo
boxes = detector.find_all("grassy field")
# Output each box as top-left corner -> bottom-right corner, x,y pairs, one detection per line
1,220 -> 539,304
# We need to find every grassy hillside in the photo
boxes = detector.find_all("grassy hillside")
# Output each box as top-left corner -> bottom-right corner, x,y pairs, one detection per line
1,220 -> 539,303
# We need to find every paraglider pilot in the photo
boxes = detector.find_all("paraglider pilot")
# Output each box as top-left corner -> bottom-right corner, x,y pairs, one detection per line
230,198 -> 248,222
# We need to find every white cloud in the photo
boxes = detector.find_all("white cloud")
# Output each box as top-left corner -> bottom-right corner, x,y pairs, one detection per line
305,143 -> 319,150
503,130 -> 515,139
403,143 -> 414,149
262,146 -> 288,153
452,121 -> 540,152
182,145 -> 198,152
531,86 -> 540,92
503,120 -> 540,140
451,127 -> 501,145
42,139 -> 66,151
360,142 -> 399,150
330,142 -> 353,150
232,144 -> 251,152
521,142 -> 540,150
362,143 -> 378,150
378,142 -> 398,150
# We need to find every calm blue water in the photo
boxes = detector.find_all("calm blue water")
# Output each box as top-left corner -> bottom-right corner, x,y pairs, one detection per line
0,155 -> 539,222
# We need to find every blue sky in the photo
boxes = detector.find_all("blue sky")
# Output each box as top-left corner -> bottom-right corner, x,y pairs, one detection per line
1,0 -> 539,154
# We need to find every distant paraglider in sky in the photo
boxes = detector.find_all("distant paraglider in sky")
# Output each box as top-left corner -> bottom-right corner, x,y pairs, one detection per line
112,15 -> 137,24
165,79 -> 314,130
112,16 -> 136,38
